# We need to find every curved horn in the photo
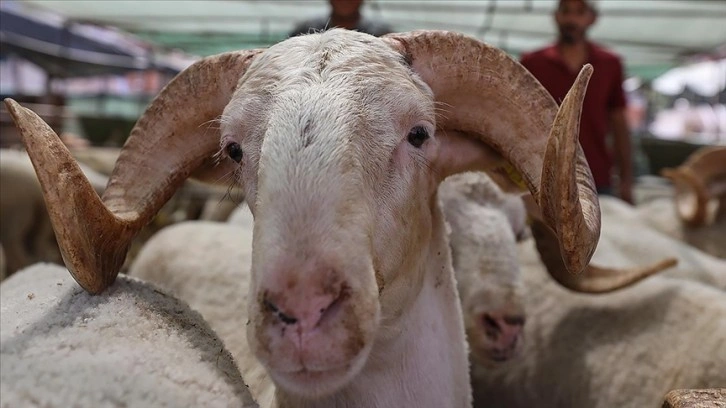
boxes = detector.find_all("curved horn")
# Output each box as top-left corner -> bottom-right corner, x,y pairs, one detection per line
528,216 -> 676,293
383,31 -> 599,276
4,49 -> 262,294
661,146 -> 726,227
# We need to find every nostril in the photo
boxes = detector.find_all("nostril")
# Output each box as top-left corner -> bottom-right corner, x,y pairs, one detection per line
503,315 -> 526,326
481,313 -> 525,341
315,286 -> 350,328
264,297 -> 298,325
482,313 -> 502,339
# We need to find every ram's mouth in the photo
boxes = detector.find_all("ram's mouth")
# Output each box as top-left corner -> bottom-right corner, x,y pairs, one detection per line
270,363 -> 357,398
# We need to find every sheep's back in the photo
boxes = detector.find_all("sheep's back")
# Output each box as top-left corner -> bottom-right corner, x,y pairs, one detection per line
0,263 -> 257,408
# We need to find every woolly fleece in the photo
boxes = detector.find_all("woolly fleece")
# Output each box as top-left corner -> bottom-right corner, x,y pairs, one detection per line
0,263 -> 258,408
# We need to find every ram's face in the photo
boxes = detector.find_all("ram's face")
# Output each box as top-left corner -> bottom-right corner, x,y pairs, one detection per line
449,207 -> 525,367
218,32 -> 441,398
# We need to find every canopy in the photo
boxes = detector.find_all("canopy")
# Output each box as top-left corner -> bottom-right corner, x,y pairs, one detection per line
0,1 -> 193,78
9,0 -> 726,80
652,58 -> 726,97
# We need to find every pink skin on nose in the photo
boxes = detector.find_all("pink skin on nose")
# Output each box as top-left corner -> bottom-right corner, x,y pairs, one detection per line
261,265 -> 348,350
480,311 -> 525,361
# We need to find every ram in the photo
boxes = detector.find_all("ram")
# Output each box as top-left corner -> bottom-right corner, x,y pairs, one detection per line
438,172 -> 674,367
0,263 -> 257,408
461,191 -> 726,408
6,29 -> 602,407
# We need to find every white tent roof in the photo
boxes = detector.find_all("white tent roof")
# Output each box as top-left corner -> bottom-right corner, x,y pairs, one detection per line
11,0 -> 726,79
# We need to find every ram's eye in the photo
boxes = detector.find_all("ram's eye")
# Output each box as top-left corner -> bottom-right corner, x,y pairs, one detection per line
226,142 -> 243,163
407,126 -> 429,148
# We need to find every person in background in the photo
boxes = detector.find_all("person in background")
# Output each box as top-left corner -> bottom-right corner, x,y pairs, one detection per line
520,0 -> 634,203
289,0 -> 393,38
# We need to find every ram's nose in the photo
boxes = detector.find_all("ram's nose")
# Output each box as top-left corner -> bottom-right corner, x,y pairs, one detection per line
480,311 -> 525,361
262,287 -> 347,332
258,264 -> 350,335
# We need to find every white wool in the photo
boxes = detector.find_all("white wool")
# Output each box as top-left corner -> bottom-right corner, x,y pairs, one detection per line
0,263 -> 258,408
471,239 -> 726,408
635,197 -> 726,259
597,196 -> 726,289
227,204 -> 255,229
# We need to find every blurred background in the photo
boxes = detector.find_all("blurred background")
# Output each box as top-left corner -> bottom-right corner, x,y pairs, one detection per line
1,0 -> 725,276
1,0 -> 724,174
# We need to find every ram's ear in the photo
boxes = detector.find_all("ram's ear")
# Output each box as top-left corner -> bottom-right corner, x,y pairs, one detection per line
435,130 -> 529,194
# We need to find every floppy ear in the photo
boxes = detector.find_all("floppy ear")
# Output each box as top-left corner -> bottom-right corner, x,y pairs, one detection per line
383,30 -> 600,276
3,49 -> 264,294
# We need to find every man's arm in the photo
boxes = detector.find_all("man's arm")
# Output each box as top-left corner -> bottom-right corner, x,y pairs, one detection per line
610,108 -> 634,204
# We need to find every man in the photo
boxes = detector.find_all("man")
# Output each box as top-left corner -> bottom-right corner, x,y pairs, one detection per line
289,0 -> 393,38
520,0 -> 634,203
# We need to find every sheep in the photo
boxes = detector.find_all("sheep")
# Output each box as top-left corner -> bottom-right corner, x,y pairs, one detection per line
0,148 -> 108,277
661,146 -> 726,227
596,196 -> 726,289
0,263 -> 258,408
5,28 -> 605,407
438,172 -> 679,369
452,192 -> 726,407
635,196 -> 726,259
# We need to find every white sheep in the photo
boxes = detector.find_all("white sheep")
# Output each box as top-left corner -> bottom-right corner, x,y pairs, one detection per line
635,196 -> 726,259
5,28 -> 603,407
0,148 -> 108,277
451,191 -> 726,408
0,263 -> 258,408
597,196 -> 726,289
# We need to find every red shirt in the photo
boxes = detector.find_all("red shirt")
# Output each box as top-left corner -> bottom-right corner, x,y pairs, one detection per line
520,42 -> 627,189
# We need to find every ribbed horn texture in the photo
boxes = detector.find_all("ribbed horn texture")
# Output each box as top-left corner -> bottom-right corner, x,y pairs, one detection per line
383,30 -> 599,275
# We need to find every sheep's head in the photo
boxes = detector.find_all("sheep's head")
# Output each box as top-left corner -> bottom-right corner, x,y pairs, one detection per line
440,173 -> 527,366
447,202 -> 526,366
6,29 -> 601,399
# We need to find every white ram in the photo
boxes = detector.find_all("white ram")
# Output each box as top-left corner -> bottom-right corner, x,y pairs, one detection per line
6,29 -> 604,407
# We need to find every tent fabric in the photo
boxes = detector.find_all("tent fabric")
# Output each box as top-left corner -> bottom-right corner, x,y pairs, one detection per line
0,2 -> 193,77
9,0 -> 726,80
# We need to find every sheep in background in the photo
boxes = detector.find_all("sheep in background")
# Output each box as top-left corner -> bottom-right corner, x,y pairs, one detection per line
461,194 -> 726,408
635,196 -> 726,259
597,196 -> 726,288
661,146 -> 726,227
7,28 -> 604,407
0,263 -> 258,408
71,146 -> 245,223
0,149 -> 108,277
